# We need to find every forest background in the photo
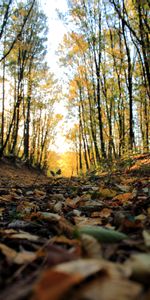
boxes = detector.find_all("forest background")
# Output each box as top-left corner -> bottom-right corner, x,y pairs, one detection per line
0,0 -> 149,177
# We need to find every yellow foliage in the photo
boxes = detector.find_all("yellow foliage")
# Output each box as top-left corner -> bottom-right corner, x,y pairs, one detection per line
59,152 -> 78,177
47,150 -> 78,177
47,151 -> 61,172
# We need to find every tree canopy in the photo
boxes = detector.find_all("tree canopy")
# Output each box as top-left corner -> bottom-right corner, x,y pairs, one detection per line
0,0 -> 149,175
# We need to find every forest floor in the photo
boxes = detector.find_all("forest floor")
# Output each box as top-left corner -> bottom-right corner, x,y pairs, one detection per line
0,154 -> 150,300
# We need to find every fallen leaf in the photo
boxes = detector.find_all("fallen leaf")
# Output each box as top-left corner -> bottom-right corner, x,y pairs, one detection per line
142,187 -> 149,193
121,177 -> 137,184
54,258 -> 108,277
49,193 -> 65,202
8,219 -> 35,229
75,225 -> 127,243
26,190 -> 34,196
113,192 -> 135,202
50,235 -> 81,247
114,184 -> 131,192
16,201 -> 39,214
53,202 -> 63,213
65,196 -> 81,209
42,243 -> 78,267
122,218 -> 143,231
11,231 -> 39,241
34,189 -> 46,199
80,234 -> 102,258
70,275 -> 142,300
0,207 -> 5,218
147,207 -> 150,215
13,250 -> 37,264
0,242 -> 17,260
143,230 -> 150,247
91,208 -> 112,218
0,194 -> 13,202
74,216 -> 102,226
0,243 -> 37,264
135,214 -> 146,221
125,253 -> 150,284
33,270 -> 82,300
29,212 -> 61,221
0,228 -> 17,235
99,188 -> 117,198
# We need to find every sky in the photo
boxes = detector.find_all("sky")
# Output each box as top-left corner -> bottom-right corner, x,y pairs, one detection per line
40,0 -> 71,153
41,0 -> 68,73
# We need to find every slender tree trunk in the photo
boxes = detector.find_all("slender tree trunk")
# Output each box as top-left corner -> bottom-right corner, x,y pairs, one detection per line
1,57 -> 5,151
89,68 -> 101,163
24,63 -> 32,160
96,7 -> 106,158
79,105 -> 83,172
137,1 -> 150,91
122,15 -> 134,151
78,83 -> 90,170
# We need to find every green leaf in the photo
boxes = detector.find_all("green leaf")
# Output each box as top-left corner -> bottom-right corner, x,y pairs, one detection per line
74,225 -> 127,243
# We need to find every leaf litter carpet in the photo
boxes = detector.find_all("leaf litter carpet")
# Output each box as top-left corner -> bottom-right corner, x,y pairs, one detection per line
0,155 -> 150,300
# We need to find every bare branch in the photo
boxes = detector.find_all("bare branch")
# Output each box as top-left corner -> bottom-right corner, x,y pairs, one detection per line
0,0 -> 13,40
0,0 -> 36,62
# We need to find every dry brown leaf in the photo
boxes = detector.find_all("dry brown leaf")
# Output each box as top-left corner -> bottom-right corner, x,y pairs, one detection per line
0,194 -> 13,202
0,207 -> 5,217
70,275 -> 142,300
114,184 -> 131,192
58,216 -> 74,235
50,235 -> 81,247
11,231 -> 39,241
28,212 -> 61,221
121,177 -> 137,184
33,270 -> 82,300
125,253 -> 150,284
80,234 -> 102,258
41,243 -> 78,267
135,214 -> 146,221
52,259 -> 141,300
0,243 -> 37,264
80,193 -> 91,202
0,229 -> 39,241
91,208 -> 112,218
53,258 -> 133,281
113,192 -> 135,202
0,242 -> 17,260
147,207 -> 150,215
65,196 -> 81,209
99,188 -> 117,198
74,216 -> 102,226
49,236 -> 82,258
0,228 -> 17,235
53,202 -> 63,213
13,251 -> 37,264
54,258 -> 114,278
122,218 -> 143,231
34,189 -> 46,200
143,230 -> 150,247
16,201 -> 39,214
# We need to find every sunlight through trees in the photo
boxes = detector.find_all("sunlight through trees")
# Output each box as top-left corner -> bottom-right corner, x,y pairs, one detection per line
0,0 -> 149,175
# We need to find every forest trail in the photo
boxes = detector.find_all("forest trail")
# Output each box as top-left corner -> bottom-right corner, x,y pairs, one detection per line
0,155 -> 150,300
